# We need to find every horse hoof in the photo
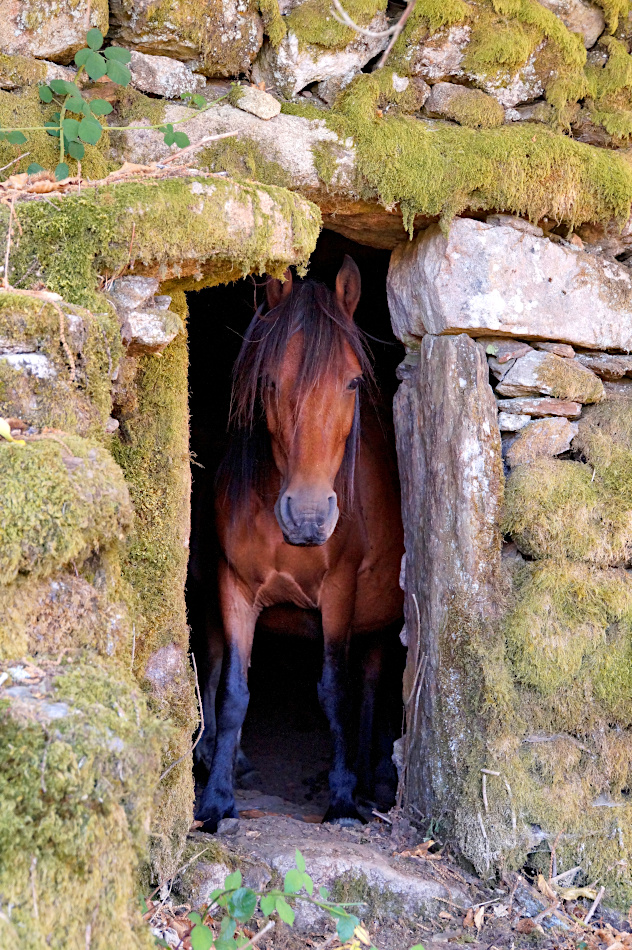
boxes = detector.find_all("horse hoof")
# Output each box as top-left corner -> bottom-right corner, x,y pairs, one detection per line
194,801 -> 239,834
322,803 -> 366,826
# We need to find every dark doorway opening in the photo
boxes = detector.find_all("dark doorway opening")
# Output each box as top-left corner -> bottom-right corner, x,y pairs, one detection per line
186,229 -> 405,819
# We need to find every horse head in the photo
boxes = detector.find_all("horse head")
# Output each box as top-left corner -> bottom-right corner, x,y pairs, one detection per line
264,256 -> 363,546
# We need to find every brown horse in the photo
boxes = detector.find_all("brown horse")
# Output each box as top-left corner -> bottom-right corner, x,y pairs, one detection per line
195,256 -> 404,831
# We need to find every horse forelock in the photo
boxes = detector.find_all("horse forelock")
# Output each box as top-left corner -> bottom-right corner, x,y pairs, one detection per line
218,278 -> 373,514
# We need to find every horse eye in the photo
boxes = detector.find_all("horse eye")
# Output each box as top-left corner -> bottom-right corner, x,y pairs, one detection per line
348,376 -> 362,391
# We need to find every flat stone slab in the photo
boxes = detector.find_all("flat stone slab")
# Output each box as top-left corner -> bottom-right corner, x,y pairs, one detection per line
387,217 -> 632,351
574,351 -> 632,380
478,337 -> 534,363
499,411 -> 531,430
506,417 -> 579,467
532,341 -> 576,357
495,350 -> 604,402
184,816 -> 470,930
496,396 -> 582,418
234,85 -> 281,120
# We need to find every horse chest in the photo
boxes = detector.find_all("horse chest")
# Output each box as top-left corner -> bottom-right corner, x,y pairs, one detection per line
253,571 -> 320,611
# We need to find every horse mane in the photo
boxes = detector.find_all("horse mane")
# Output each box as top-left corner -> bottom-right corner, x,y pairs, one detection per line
216,276 -> 374,517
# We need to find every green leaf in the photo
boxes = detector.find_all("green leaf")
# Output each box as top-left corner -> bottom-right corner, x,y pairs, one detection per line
0,132 -> 5,142
302,874 -> 313,896
192,93 -> 206,108
78,116 -> 103,145
154,939 -> 171,949
260,894 -> 276,917
408,945 -> 426,949
220,916 -> 237,938
283,869 -> 303,895
173,131 -> 190,148
189,912 -> 202,926
75,47 -> 91,67
336,914 -> 359,943
106,60 -> 131,86
27,162 -> 45,175
228,887 -> 257,923
319,886 -> 329,899
55,162 -> 70,180
215,939 -> 238,950
38,84 -> 53,103
67,140 -> 85,160
295,850 -> 306,873
190,924 -> 214,950
163,131 -> 176,146
85,51 -> 107,80
62,117 -> 80,140
49,78 -> 77,96
86,27 -> 104,50
104,45 -> 132,63
44,121 -> 60,138
208,888 -> 223,905
65,97 -> 85,114
275,896 -> 295,927
224,870 -> 242,890
6,131 -> 27,144
89,98 -> 113,115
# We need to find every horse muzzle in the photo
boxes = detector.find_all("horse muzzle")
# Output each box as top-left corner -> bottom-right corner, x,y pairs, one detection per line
275,491 -> 339,546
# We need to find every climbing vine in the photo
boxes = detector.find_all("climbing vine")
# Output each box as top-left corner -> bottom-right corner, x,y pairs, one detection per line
0,28 -> 210,181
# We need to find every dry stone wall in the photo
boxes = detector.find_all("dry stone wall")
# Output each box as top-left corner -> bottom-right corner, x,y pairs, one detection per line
388,214 -> 632,906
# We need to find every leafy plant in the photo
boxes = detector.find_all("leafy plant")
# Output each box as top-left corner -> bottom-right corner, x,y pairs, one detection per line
0,28 -> 214,181
151,849 -> 425,950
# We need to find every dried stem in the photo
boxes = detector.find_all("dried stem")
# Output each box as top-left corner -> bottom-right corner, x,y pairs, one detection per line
159,652 -> 204,781
376,0 -> 417,68
583,886 -> 605,925
3,197 -> 15,290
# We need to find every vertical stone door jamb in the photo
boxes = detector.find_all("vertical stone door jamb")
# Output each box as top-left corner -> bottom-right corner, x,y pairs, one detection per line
393,332 -> 504,825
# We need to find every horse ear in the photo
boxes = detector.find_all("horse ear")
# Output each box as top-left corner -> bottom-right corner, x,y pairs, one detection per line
267,269 -> 293,309
335,255 -> 361,319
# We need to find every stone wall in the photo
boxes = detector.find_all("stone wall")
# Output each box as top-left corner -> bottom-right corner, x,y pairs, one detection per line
388,213 -> 632,906
0,177 -> 319,948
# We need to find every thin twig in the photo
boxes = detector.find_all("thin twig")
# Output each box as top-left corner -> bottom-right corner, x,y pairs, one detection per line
550,866 -> 581,884
159,652 -> 204,781
372,809 -> 392,824
2,197 -> 15,290
482,773 -> 489,814
583,886 -> 605,925
146,846 -> 213,903
30,857 -> 39,920
130,624 -> 136,672
239,920 -> 275,949
376,0 -> 417,68
0,152 -> 30,175
160,131 -> 240,166
330,0 -> 395,36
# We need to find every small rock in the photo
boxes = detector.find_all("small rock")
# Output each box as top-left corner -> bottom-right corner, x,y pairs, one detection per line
495,350 -> 604,403
425,82 -> 504,128
0,353 -> 56,379
217,817 -> 240,835
536,0 -> 604,47
108,276 -> 160,312
506,100 -> 554,124
569,234 -> 584,249
234,85 -> 281,120
105,417 -> 120,434
532,341 -> 575,358
129,50 -> 206,99
574,351 -> 632,380
485,214 -> 544,237
478,337 -> 534,363
498,411 -> 532,431
603,379 -> 632,398
121,309 -> 183,356
489,356 -> 514,380
409,25 -> 471,81
496,397 -> 582,418
506,417 -> 579,467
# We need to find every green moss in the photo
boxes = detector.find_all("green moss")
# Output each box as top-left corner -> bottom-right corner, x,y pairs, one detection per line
0,292 -> 120,436
258,0 -> 287,45
0,87 -> 113,180
596,0 -> 629,33
463,18 -> 541,74
330,873 -> 405,919
195,137 -> 291,187
574,398 -> 632,505
3,177 -> 320,309
327,73 -> 632,232
428,86 -> 505,129
280,100 -> 329,119
286,0 -> 386,50
0,569 -> 132,663
110,85 -> 167,127
111,292 -> 195,880
0,435 -> 132,588
312,140 -> 340,185
0,657 -> 163,949
0,53 -> 49,88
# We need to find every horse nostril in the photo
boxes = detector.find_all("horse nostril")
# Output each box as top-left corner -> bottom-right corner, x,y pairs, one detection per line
327,494 -> 337,520
281,493 -> 294,526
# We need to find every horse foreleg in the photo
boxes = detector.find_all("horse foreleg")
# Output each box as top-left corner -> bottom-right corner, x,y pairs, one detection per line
319,583 -> 364,824
356,636 -> 383,801
195,563 -> 257,832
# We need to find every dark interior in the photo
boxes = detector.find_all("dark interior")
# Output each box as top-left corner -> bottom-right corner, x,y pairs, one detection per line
186,229 -> 405,819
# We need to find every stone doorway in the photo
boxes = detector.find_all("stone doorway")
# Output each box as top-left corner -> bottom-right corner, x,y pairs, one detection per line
185,229 -> 407,821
